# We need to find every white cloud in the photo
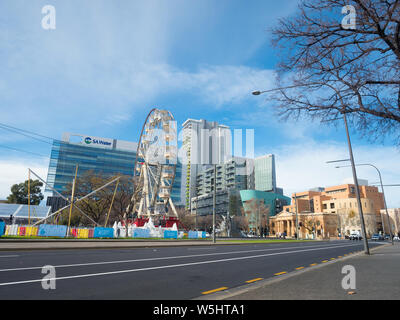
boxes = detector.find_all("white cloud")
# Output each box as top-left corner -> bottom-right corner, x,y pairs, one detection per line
273,140 -> 400,208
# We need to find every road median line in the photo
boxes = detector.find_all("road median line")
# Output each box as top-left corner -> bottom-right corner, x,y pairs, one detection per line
202,287 -> 228,295
245,278 -> 263,283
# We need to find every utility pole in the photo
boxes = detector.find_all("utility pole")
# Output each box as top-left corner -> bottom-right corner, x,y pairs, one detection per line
294,193 -> 299,240
212,164 -> 216,244
371,165 -> 393,245
195,197 -> 197,231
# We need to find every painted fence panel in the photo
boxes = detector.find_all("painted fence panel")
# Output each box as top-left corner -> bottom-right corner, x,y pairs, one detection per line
77,229 -> 89,239
26,226 -> 38,236
188,231 -> 198,239
5,225 -> 18,236
18,226 -> 26,236
132,228 -> 150,238
71,228 -> 77,238
0,222 -> 5,236
38,224 -> 67,237
164,230 -> 178,239
93,227 -> 114,238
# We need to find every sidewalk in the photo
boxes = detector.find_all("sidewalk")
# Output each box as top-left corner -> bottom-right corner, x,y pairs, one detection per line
221,243 -> 400,300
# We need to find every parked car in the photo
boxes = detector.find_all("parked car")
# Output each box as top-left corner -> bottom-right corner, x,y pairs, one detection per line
384,234 -> 391,240
371,233 -> 384,241
393,235 -> 400,241
349,231 -> 362,241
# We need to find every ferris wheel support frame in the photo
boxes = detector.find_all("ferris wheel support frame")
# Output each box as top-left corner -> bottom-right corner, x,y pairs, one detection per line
126,108 -> 179,222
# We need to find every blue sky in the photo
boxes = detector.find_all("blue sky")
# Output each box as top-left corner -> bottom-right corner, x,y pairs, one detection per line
1,0 -> 400,207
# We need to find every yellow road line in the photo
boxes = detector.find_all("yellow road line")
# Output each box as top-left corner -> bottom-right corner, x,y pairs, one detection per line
322,260 -> 329,263
330,258 -> 335,260
310,263 -> 318,266
245,278 -> 263,283
202,287 -> 228,295
274,271 -> 287,276
338,256 -> 343,258
295,267 -> 304,270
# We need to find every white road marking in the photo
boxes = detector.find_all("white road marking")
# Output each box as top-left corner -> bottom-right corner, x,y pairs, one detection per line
0,243 -> 361,287
0,243 -> 358,273
0,255 -> 19,258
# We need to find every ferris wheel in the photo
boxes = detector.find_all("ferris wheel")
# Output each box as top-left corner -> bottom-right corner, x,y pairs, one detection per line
130,109 -> 179,222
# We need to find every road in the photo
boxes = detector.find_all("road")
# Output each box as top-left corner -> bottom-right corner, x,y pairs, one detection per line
0,240 -> 383,299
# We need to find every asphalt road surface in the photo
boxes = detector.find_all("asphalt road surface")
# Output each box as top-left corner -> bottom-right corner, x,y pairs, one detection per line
0,240 -> 383,299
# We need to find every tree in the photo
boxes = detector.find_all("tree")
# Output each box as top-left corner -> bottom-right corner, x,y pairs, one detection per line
241,199 -> 270,236
300,216 -> 322,237
61,171 -> 133,227
271,0 -> 400,144
6,179 -> 43,205
176,207 -> 196,230
233,215 -> 249,232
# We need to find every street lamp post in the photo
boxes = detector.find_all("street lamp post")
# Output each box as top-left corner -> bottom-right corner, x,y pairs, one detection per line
335,163 -> 394,245
294,193 -> 299,240
252,89 -> 370,253
212,164 -> 216,244
341,111 -> 370,254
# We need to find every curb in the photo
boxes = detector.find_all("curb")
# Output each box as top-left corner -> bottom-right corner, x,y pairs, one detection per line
193,243 -> 391,300
0,239 -> 325,251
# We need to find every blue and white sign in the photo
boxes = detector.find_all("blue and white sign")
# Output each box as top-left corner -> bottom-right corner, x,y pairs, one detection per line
164,230 -> 178,239
0,222 -> 5,236
38,224 -> 67,237
93,227 -> 114,238
83,135 -> 113,149
188,231 -> 198,239
133,228 -> 150,238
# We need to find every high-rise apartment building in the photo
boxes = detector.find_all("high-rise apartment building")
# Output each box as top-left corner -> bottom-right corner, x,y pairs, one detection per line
191,157 -> 253,217
181,119 -> 231,208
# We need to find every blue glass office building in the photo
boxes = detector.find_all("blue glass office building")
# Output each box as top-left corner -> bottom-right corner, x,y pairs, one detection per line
46,133 -> 182,205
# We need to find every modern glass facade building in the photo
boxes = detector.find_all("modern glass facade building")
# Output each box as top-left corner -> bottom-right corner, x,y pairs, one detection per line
46,133 -> 182,205
240,190 -> 291,233
254,154 -> 277,193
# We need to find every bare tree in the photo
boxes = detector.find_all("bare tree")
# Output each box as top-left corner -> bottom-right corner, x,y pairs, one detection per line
233,215 -> 249,232
175,207 -> 196,230
241,199 -> 270,236
63,171 -> 133,227
271,0 -> 400,144
300,216 -> 321,238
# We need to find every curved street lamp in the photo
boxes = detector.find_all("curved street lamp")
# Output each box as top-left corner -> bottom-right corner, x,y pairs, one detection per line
253,86 -> 370,254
